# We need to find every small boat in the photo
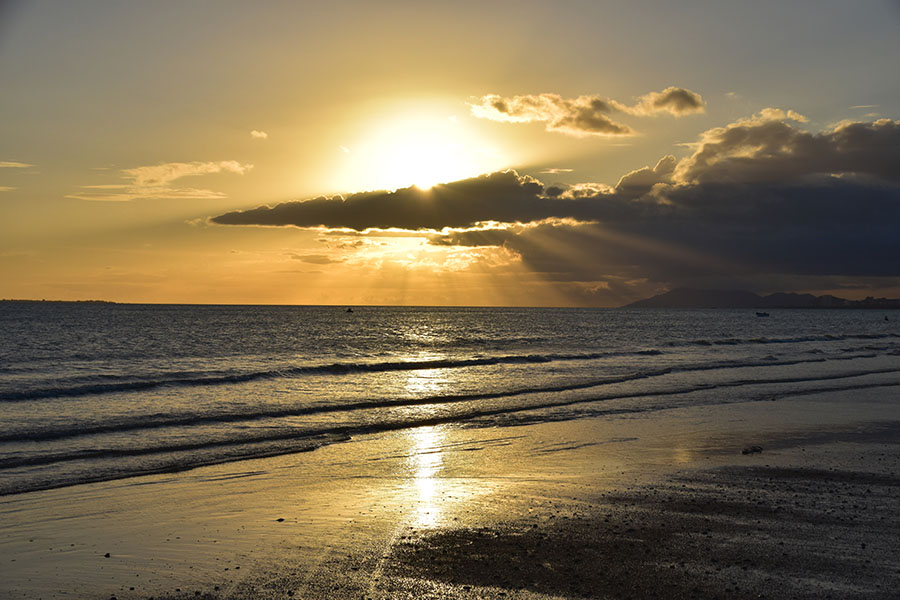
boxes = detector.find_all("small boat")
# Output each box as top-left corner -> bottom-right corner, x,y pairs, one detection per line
346,307 -> 353,313
756,312 -> 770,317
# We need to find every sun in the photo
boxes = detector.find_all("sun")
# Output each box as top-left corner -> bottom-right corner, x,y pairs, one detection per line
334,109 -> 508,192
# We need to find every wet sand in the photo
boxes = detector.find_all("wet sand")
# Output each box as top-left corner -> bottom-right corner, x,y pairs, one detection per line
2,386 -> 900,599
388,448 -> 900,599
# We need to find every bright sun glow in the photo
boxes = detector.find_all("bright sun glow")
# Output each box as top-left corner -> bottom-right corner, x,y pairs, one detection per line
335,111 -> 508,192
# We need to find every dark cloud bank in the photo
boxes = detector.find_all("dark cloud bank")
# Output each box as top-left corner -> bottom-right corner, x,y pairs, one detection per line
213,172 -> 549,231
212,115 -> 900,301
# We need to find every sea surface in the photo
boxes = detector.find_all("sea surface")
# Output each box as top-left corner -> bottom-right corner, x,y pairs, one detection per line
1,302 -> 898,496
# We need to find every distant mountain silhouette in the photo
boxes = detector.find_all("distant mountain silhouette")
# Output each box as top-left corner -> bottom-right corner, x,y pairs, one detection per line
624,288 -> 900,309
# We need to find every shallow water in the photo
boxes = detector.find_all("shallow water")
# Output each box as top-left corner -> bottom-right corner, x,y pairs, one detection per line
1,302 -> 898,495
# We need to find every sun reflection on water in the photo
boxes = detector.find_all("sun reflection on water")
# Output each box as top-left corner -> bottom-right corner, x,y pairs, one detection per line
402,367 -> 445,398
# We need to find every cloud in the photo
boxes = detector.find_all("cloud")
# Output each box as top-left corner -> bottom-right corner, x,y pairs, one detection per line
211,170 -> 554,230
552,182 -> 615,199
69,160 -> 253,201
211,114 -> 900,299
636,177 -> 900,279
250,130 -> 268,139
288,253 -> 345,264
615,155 -> 676,193
212,114 -> 900,235
674,111 -> 899,185
124,161 -> 251,186
624,87 -> 706,116
424,176 -> 900,283
471,93 -> 634,137
470,87 -> 704,137
0,161 -> 33,194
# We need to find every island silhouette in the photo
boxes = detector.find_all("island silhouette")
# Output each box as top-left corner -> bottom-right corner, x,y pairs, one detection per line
624,288 -> 900,309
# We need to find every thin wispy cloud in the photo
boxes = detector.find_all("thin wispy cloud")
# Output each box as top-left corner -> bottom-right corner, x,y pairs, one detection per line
288,253 -> 346,265
470,87 -> 705,137
69,160 -> 253,201
250,130 -> 268,139
1,161 -> 32,194
124,161 -> 251,186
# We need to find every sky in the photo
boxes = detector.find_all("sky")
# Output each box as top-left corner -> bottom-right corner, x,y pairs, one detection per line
2,0 -> 899,306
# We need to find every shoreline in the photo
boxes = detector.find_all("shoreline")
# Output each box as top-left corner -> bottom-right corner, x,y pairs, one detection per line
2,387 -> 899,599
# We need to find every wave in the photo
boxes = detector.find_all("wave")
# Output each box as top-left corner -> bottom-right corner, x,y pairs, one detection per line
0,433 -> 350,497
2,353 -> 892,446
4,337 -> 896,404
3,361 -> 900,496
3,371 -> 900,496
681,332 -> 900,347
0,349 -> 667,402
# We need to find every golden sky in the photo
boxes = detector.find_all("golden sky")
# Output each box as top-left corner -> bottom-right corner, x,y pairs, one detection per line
2,1 -> 900,306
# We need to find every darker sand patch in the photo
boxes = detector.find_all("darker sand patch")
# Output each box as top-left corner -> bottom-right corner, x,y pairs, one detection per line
388,455 -> 900,599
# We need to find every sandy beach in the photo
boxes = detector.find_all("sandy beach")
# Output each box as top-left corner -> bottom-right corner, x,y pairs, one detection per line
3,385 -> 900,600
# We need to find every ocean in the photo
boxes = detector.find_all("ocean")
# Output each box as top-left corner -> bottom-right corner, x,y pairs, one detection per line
1,302 -> 898,497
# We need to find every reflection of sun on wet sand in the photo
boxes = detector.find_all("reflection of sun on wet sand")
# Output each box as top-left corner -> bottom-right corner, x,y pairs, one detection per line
398,364 -> 482,529
399,424 -> 505,530
408,426 -> 445,529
